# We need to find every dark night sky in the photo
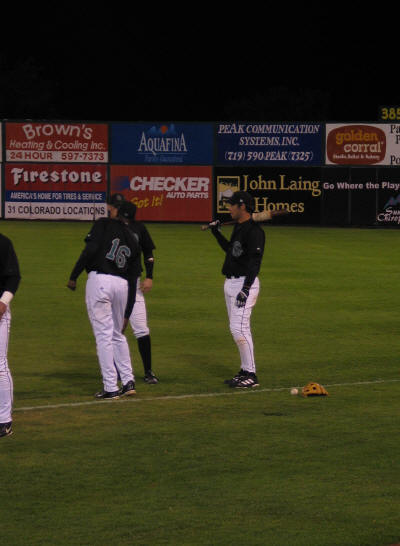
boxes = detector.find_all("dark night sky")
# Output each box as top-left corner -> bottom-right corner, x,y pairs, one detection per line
0,10 -> 396,123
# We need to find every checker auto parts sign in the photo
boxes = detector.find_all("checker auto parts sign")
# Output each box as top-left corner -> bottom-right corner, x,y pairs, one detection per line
326,123 -> 400,165
110,165 -> 212,221
111,123 -> 213,165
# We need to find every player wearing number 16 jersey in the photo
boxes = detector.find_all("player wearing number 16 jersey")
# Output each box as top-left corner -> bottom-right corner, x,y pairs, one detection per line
107,193 -> 158,384
67,203 -> 141,399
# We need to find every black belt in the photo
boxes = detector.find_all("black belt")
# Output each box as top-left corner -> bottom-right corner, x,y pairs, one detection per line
226,275 -> 242,279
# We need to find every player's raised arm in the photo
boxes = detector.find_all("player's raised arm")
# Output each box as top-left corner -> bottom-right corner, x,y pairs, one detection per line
208,220 -> 230,252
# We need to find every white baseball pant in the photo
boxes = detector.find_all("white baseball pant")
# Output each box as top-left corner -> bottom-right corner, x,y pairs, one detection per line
224,276 -> 260,374
0,307 -> 13,423
85,272 -> 134,392
129,279 -> 150,338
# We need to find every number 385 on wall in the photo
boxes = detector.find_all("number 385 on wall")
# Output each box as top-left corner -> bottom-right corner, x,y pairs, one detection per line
379,106 -> 400,121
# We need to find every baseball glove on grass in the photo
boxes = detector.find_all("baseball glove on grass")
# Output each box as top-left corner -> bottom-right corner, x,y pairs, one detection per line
301,382 -> 329,397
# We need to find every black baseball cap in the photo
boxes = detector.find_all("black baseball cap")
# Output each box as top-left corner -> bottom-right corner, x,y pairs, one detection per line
107,193 -> 126,207
118,202 -> 137,220
227,191 -> 255,212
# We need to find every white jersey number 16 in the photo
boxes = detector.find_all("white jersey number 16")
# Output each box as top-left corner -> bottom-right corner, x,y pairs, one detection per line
106,238 -> 132,269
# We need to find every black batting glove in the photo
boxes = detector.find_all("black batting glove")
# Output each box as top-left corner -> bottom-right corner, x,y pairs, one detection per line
235,287 -> 249,308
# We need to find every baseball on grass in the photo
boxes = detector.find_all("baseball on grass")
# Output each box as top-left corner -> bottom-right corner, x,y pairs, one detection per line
290,388 -> 299,396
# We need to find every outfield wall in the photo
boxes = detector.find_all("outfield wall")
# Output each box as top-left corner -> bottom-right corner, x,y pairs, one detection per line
1,120 -> 399,226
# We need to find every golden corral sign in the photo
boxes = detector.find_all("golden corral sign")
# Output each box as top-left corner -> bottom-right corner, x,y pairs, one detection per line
326,123 -> 400,166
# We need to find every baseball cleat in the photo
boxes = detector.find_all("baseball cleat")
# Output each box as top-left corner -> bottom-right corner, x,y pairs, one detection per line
224,369 -> 246,387
119,380 -> 136,396
144,371 -> 159,384
0,422 -> 13,438
235,373 -> 259,388
94,390 -> 120,400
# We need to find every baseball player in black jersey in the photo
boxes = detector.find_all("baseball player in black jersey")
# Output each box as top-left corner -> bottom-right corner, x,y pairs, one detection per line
67,202 -> 141,399
0,233 -> 21,437
210,191 -> 265,388
107,194 -> 158,384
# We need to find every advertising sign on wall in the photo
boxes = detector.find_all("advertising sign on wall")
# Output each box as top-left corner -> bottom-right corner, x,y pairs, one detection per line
4,163 -> 107,220
215,167 -> 323,224
216,123 -> 323,165
376,168 -> 400,225
320,167 -> 378,225
110,165 -> 212,222
5,122 -> 109,163
326,123 -> 400,166
111,123 -> 214,165
319,167 -> 400,226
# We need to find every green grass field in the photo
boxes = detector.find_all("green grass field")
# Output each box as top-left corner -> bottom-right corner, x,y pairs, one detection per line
1,221 -> 399,545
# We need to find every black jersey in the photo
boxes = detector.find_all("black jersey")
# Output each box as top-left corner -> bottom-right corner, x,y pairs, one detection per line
213,220 -> 265,287
0,234 -> 21,297
128,221 -> 156,278
70,218 -> 141,282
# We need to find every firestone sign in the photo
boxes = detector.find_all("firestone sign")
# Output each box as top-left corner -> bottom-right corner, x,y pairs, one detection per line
4,163 -> 107,220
